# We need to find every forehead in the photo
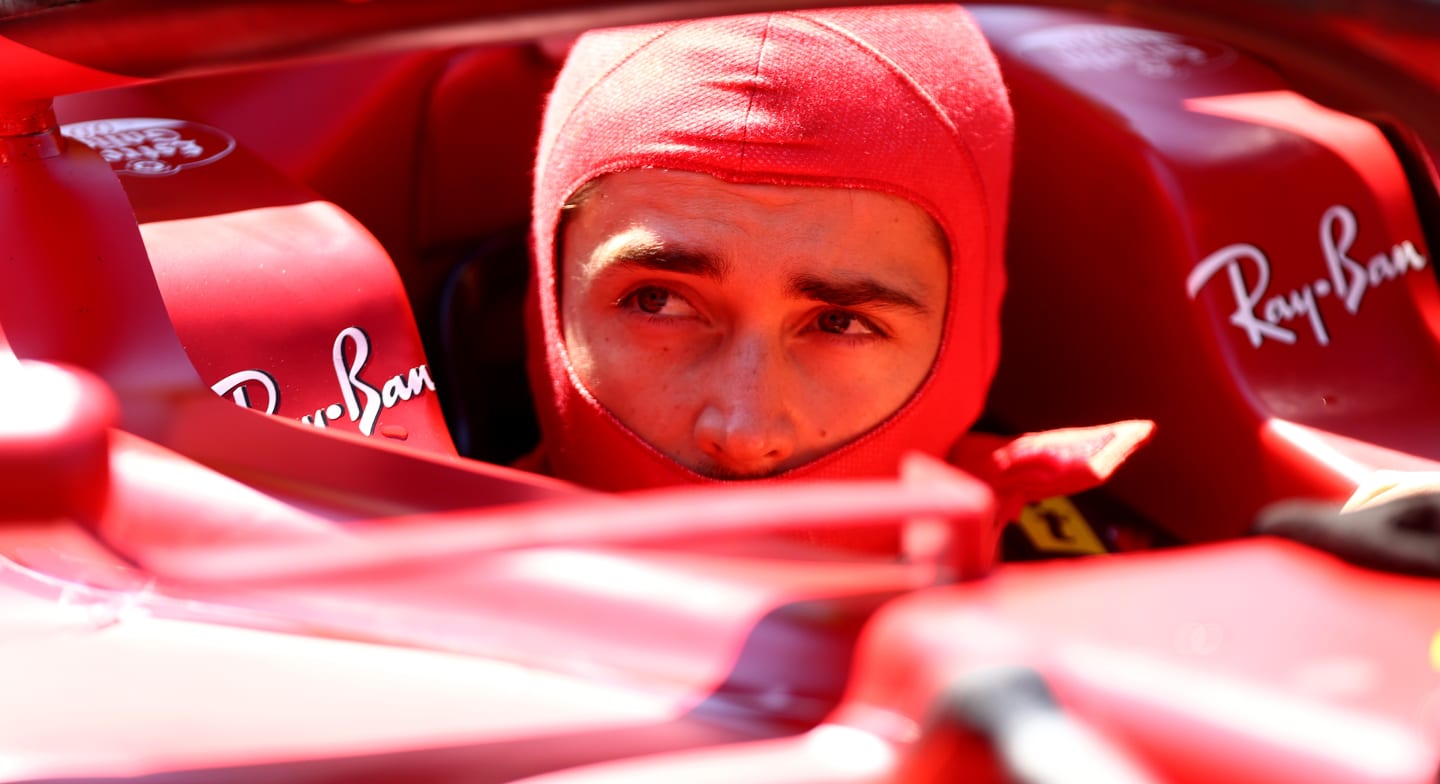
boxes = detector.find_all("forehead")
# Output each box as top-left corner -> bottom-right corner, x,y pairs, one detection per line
562,169 -> 950,279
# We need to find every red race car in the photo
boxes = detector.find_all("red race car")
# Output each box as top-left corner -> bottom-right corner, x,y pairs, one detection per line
1,1 -> 1439,782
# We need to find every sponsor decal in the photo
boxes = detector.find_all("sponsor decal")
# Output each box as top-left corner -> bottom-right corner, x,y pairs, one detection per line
60,117 -> 235,176
1015,24 -> 1235,79
210,369 -> 281,415
1016,496 -> 1107,555
1186,205 -> 1427,348
211,327 -> 436,436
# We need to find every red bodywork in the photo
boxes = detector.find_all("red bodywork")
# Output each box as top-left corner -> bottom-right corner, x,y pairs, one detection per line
1,1 -> 1439,782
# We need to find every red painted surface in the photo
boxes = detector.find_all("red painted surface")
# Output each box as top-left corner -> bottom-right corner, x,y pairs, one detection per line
977,5 -> 1440,541
842,539 -> 1440,783
1,2 -> 1440,782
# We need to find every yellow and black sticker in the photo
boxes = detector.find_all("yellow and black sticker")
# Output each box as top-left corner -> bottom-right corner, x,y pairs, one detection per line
1016,496 -> 1107,556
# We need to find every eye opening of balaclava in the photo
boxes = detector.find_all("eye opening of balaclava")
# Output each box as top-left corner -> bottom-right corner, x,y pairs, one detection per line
528,5 -> 1014,491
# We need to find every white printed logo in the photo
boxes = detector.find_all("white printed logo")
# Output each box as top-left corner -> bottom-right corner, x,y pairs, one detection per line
211,369 -> 280,415
1015,24 -> 1235,79
211,327 -> 437,435
1186,205 -> 1428,348
61,117 -> 235,176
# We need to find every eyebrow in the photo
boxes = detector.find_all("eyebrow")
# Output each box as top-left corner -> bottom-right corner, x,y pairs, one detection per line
602,237 -> 729,280
788,272 -> 930,314
595,234 -> 931,314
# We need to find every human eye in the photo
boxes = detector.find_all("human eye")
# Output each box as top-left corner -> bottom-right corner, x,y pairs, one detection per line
814,308 -> 885,339
618,285 -> 699,319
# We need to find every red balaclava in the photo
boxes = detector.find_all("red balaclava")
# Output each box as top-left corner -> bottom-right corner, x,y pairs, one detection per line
528,5 -> 1014,491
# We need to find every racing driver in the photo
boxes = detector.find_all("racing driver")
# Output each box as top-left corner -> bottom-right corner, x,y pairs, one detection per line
521,5 -> 1154,547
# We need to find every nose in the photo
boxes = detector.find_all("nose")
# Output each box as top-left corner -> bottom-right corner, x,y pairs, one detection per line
693,336 -> 797,478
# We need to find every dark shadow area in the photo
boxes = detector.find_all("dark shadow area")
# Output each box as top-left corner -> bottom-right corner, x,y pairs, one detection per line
427,224 -> 540,463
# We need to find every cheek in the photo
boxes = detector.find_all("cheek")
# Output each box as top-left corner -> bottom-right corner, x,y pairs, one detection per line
564,309 -> 707,442
791,342 -> 937,441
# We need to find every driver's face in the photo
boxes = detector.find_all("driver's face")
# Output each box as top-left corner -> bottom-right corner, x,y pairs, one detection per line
560,169 -> 949,480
